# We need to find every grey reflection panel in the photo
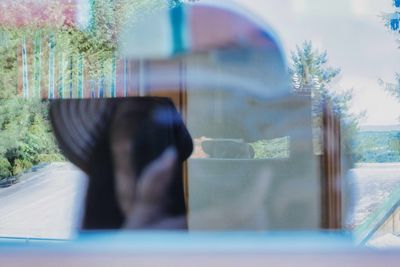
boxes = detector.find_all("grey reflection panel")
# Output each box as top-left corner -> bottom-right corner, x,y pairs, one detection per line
187,95 -> 320,230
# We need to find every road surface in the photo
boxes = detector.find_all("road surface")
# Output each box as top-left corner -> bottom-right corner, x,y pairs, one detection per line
0,163 -> 86,239
347,163 -> 400,229
0,162 -> 399,241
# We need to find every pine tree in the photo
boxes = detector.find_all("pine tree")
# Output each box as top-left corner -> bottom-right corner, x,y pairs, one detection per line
290,41 -> 340,97
289,41 -> 360,157
289,41 -> 356,117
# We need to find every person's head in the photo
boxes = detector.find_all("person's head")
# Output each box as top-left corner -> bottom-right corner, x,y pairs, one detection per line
50,97 -> 193,229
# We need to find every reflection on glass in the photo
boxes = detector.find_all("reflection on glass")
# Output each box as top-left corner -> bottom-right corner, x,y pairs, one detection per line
50,97 -> 193,230
1,0 -> 399,250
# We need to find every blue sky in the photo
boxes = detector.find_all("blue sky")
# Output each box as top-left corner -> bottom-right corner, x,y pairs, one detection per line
233,0 -> 400,126
83,0 -> 400,126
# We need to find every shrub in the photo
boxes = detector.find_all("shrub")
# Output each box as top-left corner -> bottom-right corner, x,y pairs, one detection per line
0,157 -> 12,180
12,159 -> 33,176
36,153 -> 64,164
0,98 -> 64,179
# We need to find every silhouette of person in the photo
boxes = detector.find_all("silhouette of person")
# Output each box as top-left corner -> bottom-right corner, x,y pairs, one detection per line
50,97 -> 193,230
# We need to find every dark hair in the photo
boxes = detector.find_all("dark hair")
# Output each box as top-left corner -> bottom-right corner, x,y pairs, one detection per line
83,135 -> 124,229
80,97 -> 193,230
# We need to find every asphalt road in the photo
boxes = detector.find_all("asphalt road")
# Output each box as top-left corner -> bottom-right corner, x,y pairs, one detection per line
0,163 -> 86,239
347,163 -> 400,229
0,162 -> 399,239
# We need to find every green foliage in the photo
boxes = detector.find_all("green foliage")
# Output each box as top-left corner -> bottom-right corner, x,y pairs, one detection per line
0,30 -> 19,98
354,131 -> 400,163
290,41 -> 340,95
0,98 -> 64,180
12,159 -> 33,176
0,157 -> 12,178
391,132 -> 400,151
378,71 -> 400,105
289,41 -> 361,156
380,2 -> 400,110
250,137 -> 290,159
1,0 -> 186,86
0,0 -> 189,180
378,1 -> 400,158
